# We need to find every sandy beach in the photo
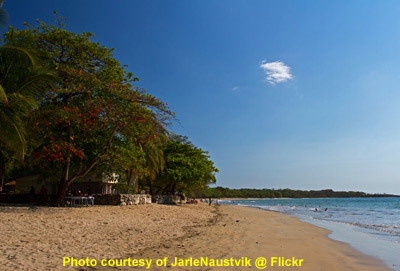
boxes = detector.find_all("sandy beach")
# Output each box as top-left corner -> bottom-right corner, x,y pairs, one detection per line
0,203 -> 388,271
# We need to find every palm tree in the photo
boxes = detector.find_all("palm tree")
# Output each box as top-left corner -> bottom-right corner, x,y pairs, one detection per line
125,133 -> 167,193
125,141 -> 165,190
0,44 -> 56,191
139,133 -> 168,194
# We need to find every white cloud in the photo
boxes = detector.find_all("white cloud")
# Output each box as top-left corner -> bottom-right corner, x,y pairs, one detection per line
260,60 -> 293,84
232,86 -> 239,91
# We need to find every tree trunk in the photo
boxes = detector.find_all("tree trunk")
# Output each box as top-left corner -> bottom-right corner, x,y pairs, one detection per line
53,122 -> 72,206
0,153 -> 6,192
52,125 -> 117,206
53,179 -> 70,206
126,168 -> 138,187
147,177 -> 153,195
162,180 -> 174,195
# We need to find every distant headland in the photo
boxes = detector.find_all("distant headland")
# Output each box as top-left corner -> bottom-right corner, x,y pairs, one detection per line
202,187 -> 400,199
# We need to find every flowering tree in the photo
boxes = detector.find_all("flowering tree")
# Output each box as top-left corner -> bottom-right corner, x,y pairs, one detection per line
4,15 -> 173,204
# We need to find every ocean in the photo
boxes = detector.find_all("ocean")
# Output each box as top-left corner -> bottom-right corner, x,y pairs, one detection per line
219,197 -> 400,270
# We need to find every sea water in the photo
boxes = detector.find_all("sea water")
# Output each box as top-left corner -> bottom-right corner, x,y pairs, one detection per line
220,197 -> 400,270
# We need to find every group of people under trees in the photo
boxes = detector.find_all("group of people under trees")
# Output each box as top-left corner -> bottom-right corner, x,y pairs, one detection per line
65,187 -> 92,197
28,185 -> 94,205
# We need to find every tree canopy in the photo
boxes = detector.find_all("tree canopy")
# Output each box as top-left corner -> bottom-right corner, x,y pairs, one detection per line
150,135 -> 218,195
2,15 -> 175,203
0,13 -> 219,203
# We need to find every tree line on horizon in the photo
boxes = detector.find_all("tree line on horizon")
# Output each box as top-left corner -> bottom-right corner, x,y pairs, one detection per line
201,187 -> 399,198
0,10 -> 218,205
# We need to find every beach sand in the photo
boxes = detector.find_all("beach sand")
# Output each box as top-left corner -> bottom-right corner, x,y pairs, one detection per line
0,203 -> 389,271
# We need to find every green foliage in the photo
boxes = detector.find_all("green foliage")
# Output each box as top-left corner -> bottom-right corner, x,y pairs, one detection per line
201,187 -> 395,198
0,26 -> 57,191
0,44 -> 56,158
0,13 -> 219,201
152,135 -> 218,194
1,15 -> 174,203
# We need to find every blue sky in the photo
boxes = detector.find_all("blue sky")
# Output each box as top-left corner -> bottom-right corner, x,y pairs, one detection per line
5,0 -> 400,194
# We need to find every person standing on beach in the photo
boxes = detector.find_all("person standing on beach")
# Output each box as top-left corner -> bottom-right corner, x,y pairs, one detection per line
209,196 -> 212,206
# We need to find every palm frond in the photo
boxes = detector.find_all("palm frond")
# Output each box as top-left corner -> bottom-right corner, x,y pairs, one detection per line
0,109 -> 26,157
0,84 -> 7,103
0,45 -> 37,68
0,43 -> 57,160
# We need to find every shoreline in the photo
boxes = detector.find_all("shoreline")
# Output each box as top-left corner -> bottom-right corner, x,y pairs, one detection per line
301,217 -> 400,270
219,197 -> 400,269
129,204 -> 387,270
0,203 -> 388,270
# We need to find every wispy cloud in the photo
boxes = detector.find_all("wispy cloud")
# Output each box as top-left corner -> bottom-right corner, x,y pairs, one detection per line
232,86 -> 239,91
260,60 -> 293,84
